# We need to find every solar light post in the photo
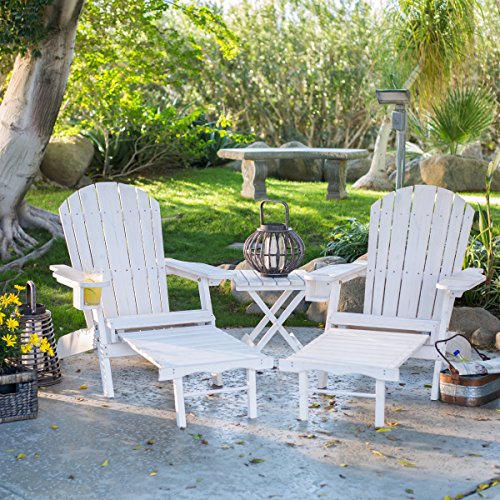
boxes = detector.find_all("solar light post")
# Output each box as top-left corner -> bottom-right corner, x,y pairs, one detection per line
376,89 -> 411,190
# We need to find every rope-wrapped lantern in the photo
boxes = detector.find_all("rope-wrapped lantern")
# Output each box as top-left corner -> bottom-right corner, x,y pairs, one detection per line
244,200 -> 305,277
19,281 -> 61,386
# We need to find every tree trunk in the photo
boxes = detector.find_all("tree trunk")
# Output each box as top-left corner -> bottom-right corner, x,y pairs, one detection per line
353,65 -> 422,191
0,0 -> 85,260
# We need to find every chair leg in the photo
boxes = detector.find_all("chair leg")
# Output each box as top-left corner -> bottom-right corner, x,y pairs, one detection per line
299,371 -> 309,421
375,380 -> 385,428
247,369 -> 257,419
173,377 -> 187,428
317,371 -> 328,389
431,359 -> 442,401
211,373 -> 223,387
97,344 -> 114,398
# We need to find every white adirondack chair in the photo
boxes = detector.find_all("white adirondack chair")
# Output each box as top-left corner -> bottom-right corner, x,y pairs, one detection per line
280,186 -> 485,427
50,182 -> 273,428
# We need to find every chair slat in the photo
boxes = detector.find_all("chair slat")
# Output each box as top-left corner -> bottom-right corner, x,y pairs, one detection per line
364,199 -> 381,314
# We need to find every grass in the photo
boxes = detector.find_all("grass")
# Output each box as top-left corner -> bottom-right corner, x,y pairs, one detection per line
2,167 -> 499,339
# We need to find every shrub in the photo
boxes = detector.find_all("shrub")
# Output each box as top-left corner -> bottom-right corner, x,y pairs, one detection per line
323,218 -> 369,263
428,87 -> 495,154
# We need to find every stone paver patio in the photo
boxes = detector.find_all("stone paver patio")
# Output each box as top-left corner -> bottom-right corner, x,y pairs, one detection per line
0,328 -> 499,500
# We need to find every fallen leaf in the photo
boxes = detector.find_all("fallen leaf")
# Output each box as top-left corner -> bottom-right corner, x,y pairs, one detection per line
235,441 -> 245,445
393,408 -> 406,413
299,434 -> 317,439
238,453 -> 245,458
496,409 -> 500,413
221,445 -> 232,449
371,450 -> 385,458
324,440 -> 340,448
405,488 -> 414,494
4,449 -> 15,453
467,453 -> 482,457
101,459 -> 109,467
50,425 -> 59,430
309,403 -> 321,408
339,464 -> 348,468
149,471 -> 157,477
478,483 -> 492,491
191,434 -> 203,441
423,384 -> 432,388
79,385 -> 88,390
16,453 -> 26,460
398,459 -> 416,468
249,458 -> 265,464
34,453 -> 41,459
376,427 -> 392,433
146,438 -> 156,445
132,444 -> 143,451
387,422 -> 399,427
200,439 -> 208,445
320,394 -> 336,399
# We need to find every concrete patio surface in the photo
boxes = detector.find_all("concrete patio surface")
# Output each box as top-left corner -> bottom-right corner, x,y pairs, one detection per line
0,328 -> 499,500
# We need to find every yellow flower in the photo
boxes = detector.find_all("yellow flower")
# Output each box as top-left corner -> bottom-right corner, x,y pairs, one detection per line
14,285 -> 26,291
14,308 -> 21,317
0,311 -> 5,325
48,347 -> 54,357
29,333 -> 40,347
7,293 -> 22,306
40,338 -> 51,353
21,344 -> 32,354
6,318 -> 19,331
1,334 -> 16,348
0,294 -> 10,307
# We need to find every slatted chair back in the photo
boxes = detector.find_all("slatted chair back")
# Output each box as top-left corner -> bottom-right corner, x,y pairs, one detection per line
59,183 -> 169,319
364,185 -> 474,321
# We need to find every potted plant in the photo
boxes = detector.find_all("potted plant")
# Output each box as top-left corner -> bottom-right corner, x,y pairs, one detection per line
0,285 -> 54,423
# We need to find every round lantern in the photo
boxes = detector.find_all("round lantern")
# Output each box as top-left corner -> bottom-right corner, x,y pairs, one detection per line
244,200 -> 305,277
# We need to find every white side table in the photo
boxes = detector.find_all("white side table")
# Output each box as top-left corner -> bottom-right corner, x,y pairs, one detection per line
232,269 -> 306,352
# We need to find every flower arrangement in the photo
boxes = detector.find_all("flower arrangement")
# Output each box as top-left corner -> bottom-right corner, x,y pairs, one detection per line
0,285 -> 53,375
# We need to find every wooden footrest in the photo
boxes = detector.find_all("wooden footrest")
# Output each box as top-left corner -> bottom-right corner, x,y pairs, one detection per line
120,326 -> 274,380
279,329 -> 428,381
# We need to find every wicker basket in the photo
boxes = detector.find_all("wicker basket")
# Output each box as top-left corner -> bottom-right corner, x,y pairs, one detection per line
0,369 -> 38,424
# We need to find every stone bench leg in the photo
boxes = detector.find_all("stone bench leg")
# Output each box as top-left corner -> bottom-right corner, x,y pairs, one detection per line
324,159 -> 348,200
241,160 -> 268,199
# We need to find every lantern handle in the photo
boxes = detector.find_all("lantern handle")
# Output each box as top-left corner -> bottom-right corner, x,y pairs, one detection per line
259,200 -> 289,227
25,280 -> 36,314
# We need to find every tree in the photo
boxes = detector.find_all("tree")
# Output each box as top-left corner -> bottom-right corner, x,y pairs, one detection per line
353,0 -> 480,190
0,0 -> 237,262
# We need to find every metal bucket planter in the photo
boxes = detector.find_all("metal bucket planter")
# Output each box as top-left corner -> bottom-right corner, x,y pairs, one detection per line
0,368 -> 38,424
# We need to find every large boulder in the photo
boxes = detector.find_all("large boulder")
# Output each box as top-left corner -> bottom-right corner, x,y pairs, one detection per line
346,158 -> 371,183
461,142 -> 483,160
233,141 -> 279,177
449,307 -> 500,348
41,135 -> 94,187
277,141 -> 323,182
420,154 -> 500,192
389,157 -> 424,186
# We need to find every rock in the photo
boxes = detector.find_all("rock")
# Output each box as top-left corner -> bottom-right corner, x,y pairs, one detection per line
385,154 -> 397,175
75,175 -> 93,188
470,328 -> 496,348
227,242 -> 245,251
449,307 -> 500,340
389,157 -> 424,186
224,160 -> 242,172
346,158 -> 371,183
277,141 -> 323,182
218,263 -> 236,271
41,135 -> 94,187
420,154 -> 500,192
496,332 -> 500,351
246,303 -> 262,315
234,142 -> 279,177
299,256 -> 347,273
461,142 -> 483,160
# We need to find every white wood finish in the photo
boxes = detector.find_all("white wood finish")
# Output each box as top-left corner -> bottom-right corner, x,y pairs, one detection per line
232,270 -> 307,351
282,186 -> 484,427
56,328 -> 94,359
55,183 -> 274,428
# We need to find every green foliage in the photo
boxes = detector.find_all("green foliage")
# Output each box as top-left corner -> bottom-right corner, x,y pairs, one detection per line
392,0 -> 480,106
0,0 -> 52,56
428,87 -> 495,154
323,218 -> 369,263
175,0 -> 384,148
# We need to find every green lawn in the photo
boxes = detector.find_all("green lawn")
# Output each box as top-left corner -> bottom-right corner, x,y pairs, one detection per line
2,167 -> 499,338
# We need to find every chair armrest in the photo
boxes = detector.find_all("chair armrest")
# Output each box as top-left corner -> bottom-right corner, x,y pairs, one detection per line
50,265 -> 110,289
304,262 -> 367,302
436,268 -> 485,298
165,258 -> 233,285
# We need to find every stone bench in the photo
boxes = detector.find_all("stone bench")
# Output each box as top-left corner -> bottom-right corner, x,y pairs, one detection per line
217,147 -> 369,200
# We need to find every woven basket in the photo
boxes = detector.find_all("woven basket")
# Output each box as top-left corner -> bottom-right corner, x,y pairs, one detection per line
0,369 -> 38,424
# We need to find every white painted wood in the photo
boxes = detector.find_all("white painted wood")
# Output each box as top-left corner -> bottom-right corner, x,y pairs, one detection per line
298,371 -> 308,421
329,313 -> 438,334
317,371 -> 328,389
54,183 -> 274,428
364,198 -> 381,313
247,369 -> 257,419
56,328 -> 94,358
436,268 -> 485,296
173,378 -> 186,428
375,380 -> 386,428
